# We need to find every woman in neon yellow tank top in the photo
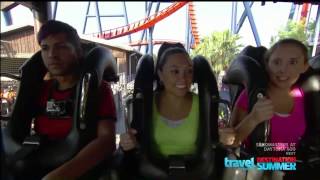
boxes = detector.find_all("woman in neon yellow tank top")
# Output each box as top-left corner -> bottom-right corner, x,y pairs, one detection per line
120,43 -> 198,156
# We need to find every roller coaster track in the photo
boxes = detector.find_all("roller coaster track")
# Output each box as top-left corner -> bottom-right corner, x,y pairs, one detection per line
129,39 -> 184,46
188,2 -> 200,48
92,2 -> 188,40
128,2 -> 200,48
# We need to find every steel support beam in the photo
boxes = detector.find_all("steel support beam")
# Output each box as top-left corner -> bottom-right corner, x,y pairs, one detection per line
94,2 -> 103,34
148,26 -> 154,54
83,1 -> 129,42
312,5 -> 320,56
288,3 -> 296,20
52,1 -> 58,20
83,2 -> 91,34
138,2 -> 153,51
235,2 -> 254,34
148,2 -> 160,55
185,4 -> 190,52
231,2 -> 237,34
243,1 -> 261,46
2,10 -> 12,26
122,2 -> 132,43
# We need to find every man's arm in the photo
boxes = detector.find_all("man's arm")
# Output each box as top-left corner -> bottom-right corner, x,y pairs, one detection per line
43,119 -> 115,180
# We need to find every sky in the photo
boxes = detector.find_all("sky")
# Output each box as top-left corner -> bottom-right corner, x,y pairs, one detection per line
1,1 -> 319,54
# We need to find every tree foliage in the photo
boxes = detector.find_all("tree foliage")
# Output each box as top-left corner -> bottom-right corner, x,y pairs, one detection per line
270,19 -> 315,46
191,30 -> 242,75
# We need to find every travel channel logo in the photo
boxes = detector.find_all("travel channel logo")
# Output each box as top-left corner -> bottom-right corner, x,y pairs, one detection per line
224,157 -> 296,171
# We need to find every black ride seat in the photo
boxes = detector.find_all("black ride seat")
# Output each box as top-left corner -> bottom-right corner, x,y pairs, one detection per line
223,45 -> 268,110
223,45 -> 269,157
119,54 -> 222,180
1,45 -> 118,179
294,55 -> 320,179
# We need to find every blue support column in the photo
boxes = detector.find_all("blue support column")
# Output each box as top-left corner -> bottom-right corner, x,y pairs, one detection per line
83,2 -> 91,34
243,1 -> 261,46
188,26 -> 194,53
185,4 -> 190,52
122,2 -> 131,43
148,26 -> 154,55
2,10 -> 12,26
52,1 -> 58,20
46,2 -> 53,20
312,5 -> 320,56
138,2 -> 153,51
288,3 -> 296,20
235,2 -> 254,34
148,2 -> 160,55
94,2 -> 103,34
231,2 -> 237,34
82,1 -> 131,42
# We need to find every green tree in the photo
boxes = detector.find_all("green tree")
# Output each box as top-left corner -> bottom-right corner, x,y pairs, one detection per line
306,20 -> 316,40
191,30 -> 242,75
270,20 -> 315,46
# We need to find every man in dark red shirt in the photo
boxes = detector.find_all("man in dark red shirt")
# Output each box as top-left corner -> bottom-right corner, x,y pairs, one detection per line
35,20 -> 116,180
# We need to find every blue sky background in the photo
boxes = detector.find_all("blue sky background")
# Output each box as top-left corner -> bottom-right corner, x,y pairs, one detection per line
1,1 -> 318,53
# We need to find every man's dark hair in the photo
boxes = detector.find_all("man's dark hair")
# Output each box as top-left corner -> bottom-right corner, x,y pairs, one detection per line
37,20 -> 82,57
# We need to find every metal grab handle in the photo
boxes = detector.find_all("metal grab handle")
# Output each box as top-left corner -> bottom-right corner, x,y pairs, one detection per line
79,73 -> 91,130
257,93 -> 270,142
124,94 -> 133,132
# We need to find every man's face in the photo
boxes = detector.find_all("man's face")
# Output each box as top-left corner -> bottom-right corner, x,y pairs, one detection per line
40,33 -> 79,77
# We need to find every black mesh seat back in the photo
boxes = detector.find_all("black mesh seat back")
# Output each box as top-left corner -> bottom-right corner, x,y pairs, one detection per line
130,54 -> 167,178
294,55 -> 320,137
291,57 -> 320,175
296,64 -> 320,164
131,54 -> 154,154
224,48 -> 269,157
6,51 -> 47,141
223,45 -> 267,109
1,45 -> 117,175
74,45 -> 118,179
192,55 -> 220,177
193,55 -> 219,149
75,46 -> 118,146
301,68 -> 320,136
239,45 -> 267,68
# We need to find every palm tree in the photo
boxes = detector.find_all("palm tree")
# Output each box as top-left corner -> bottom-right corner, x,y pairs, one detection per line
191,30 -> 242,75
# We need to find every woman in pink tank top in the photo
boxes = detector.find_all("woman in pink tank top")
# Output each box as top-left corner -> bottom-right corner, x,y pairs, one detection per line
229,38 -> 309,149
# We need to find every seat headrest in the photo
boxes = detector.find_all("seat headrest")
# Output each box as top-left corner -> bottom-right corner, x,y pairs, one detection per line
309,54 -> 319,69
294,54 -> 319,87
134,54 -> 154,93
192,55 -> 219,94
131,54 -> 154,155
239,45 -> 267,67
83,46 -> 119,83
224,55 -> 268,110
19,51 -> 47,81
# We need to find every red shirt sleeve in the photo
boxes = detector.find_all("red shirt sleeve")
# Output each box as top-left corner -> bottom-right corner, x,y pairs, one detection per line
97,81 -> 116,121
